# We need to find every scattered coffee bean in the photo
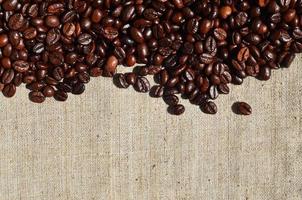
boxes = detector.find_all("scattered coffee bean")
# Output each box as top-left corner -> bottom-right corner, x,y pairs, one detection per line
233,102 -> 252,115
29,91 -> 46,103
202,101 -> 218,115
168,104 -> 185,116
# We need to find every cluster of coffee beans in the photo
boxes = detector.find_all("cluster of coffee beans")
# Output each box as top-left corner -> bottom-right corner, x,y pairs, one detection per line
0,1 -> 301,115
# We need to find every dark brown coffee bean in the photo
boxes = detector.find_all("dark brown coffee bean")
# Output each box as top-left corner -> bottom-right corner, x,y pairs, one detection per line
150,85 -> 164,97
201,101 -> 217,114
78,33 -> 92,45
143,8 -> 159,21
213,28 -> 227,41
102,27 -> 119,41
2,83 -> 16,98
13,60 -> 29,73
199,53 -> 214,64
45,15 -> 60,28
208,85 -> 219,100
23,27 -> 37,40
168,104 -> 185,115
237,47 -> 250,62
163,95 -> 179,106
29,91 -> 46,103
114,73 -> 129,88
52,67 -> 64,81
72,83 -> 85,95
49,52 -> 64,65
46,28 -> 61,45
233,102 -> 252,115
130,27 -> 144,43
0,34 -> 9,48
134,77 -> 150,93
218,84 -> 230,94
43,86 -> 55,97
1,69 -> 15,84
54,90 -> 68,101
124,73 -> 136,85
8,14 -> 26,30
104,55 -> 118,76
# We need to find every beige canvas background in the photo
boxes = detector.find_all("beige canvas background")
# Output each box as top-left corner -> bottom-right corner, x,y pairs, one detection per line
0,56 -> 301,200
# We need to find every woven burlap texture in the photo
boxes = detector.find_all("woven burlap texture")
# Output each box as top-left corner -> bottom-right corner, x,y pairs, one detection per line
0,56 -> 301,200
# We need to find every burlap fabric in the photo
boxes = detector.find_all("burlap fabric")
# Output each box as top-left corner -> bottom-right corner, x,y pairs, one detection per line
0,56 -> 301,200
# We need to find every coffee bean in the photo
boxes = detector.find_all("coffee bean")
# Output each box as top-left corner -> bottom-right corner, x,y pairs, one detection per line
72,83 -> 85,95
8,14 -> 26,30
45,15 -> 60,28
213,28 -> 227,41
202,101 -> 217,114
218,84 -> 230,94
78,33 -> 92,45
163,95 -> 179,106
114,73 -> 129,88
2,83 -> 16,97
0,34 -> 9,48
233,102 -> 252,115
150,85 -> 164,97
1,69 -> 15,84
208,85 -> 219,100
199,53 -> 214,64
168,104 -> 185,115
43,86 -> 55,97
46,28 -> 61,45
54,90 -> 68,101
237,47 -> 250,62
23,27 -> 37,40
32,43 -> 45,54
29,91 -> 46,103
104,55 -> 118,76
130,27 -> 144,43
134,77 -> 150,93
13,60 -> 29,73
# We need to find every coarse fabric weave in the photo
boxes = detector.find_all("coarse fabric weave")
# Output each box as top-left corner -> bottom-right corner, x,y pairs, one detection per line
0,57 -> 301,200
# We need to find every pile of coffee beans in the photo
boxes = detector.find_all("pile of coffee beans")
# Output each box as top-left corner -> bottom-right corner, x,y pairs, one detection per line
0,0 -> 301,115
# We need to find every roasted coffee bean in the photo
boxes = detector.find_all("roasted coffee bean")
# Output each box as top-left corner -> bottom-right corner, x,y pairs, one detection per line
1,69 -> 15,84
46,28 -> 61,45
168,104 -> 185,115
218,84 -> 230,94
201,101 -> 217,114
114,73 -> 129,89
8,14 -> 26,30
29,91 -> 46,103
237,47 -> 250,62
2,83 -> 16,97
213,28 -> 227,41
134,77 -> 150,93
208,85 -> 219,100
163,95 -> 179,106
54,90 -> 68,101
72,83 -> 85,95
233,102 -> 252,115
104,55 -> 118,76
0,34 -> 9,48
125,73 -> 137,85
45,15 -> 60,28
78,33 -> 92,45
43,86 -> 55,97
13,60 -> 30,73
150,85 -> 164,97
